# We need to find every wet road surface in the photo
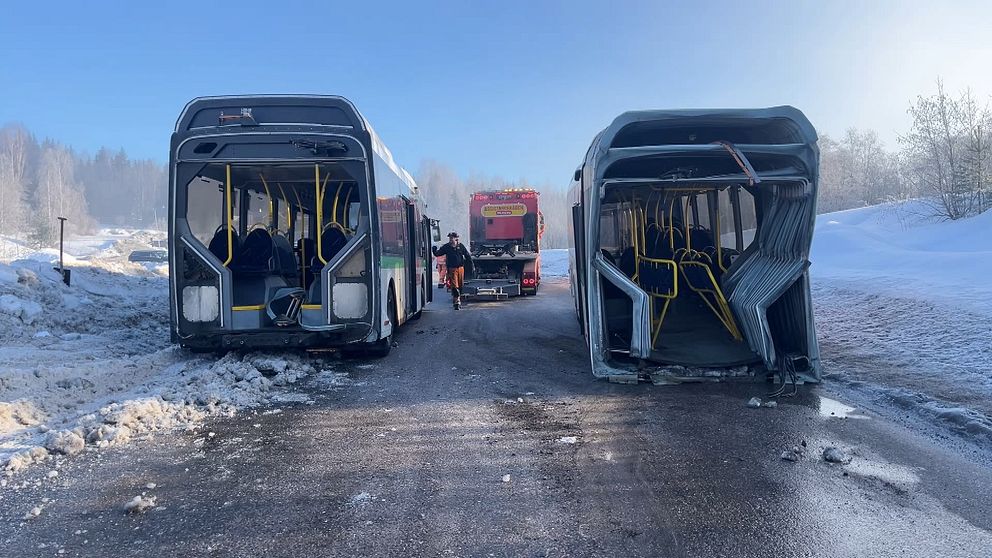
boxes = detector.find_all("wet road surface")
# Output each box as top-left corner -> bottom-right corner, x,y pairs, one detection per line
2,280 -> 991,557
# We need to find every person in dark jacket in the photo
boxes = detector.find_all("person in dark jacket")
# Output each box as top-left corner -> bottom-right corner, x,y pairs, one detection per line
432,231 -> 473,309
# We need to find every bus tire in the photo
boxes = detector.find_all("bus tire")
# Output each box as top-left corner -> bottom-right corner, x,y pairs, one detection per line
410,283 -> 425,320
367,287 -> 397,358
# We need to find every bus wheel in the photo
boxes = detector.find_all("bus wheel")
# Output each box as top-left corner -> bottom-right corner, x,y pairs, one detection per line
367,288 -> 396,358
410,284 -> 425,320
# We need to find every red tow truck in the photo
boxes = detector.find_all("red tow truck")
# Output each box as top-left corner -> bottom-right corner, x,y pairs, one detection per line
464,188 -> 544,299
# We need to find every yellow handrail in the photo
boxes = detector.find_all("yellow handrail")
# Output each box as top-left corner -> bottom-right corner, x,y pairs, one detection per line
331,182 -> 344,227
292,187 -> 306,286
341,187 -> 353,232
314,164 -> 328,265
258,173 -> 273,227
224,164 -> 234,266
276,183 -> 291,235
714,193 -> 726,273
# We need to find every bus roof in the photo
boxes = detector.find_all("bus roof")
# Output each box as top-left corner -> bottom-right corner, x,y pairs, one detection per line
598,106 -> 818,148
585,106 -> 819,178
175,95 -> 418,195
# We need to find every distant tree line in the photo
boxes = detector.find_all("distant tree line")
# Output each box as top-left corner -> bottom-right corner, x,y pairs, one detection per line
819,81 -> 991,220
0,123 -> 167,245
2,80 -> 987,250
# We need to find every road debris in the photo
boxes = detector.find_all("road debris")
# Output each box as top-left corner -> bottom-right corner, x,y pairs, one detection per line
781,444 -> 805,462
557,436 -> 578,444
123,495 -> 157,514
501,474 -> 511,483
822,447 -> 851,464
348,492 -> 372,507
746,397 -> 762,408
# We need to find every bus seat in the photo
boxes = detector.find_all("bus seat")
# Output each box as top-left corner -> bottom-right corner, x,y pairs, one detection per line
618,247 -> 637,278
306,228 -> 350,305
208,226 -> 241,267
237,228 -> 274,274
270,233 -> 298,279
636,257 -> 678,347
678,250 -> 742,340
320,227 -> 348,263
688,226 -> 713,252
669,223 -> 687,251
637,258 -> 677,297
645,228 -> 675,260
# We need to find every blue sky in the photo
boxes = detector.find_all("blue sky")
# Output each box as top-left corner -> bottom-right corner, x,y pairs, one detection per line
2,0 -> 990,186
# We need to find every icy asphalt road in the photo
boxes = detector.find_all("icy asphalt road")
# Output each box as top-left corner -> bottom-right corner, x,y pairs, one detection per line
2,280 -> 991,557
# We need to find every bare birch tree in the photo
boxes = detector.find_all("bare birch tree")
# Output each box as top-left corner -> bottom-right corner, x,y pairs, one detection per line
900,81 -> 992,219
32,144 -> 93,245
0,125 -> 32,235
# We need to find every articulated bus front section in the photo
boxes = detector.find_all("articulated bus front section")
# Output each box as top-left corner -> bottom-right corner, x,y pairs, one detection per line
168,97 -> 385,352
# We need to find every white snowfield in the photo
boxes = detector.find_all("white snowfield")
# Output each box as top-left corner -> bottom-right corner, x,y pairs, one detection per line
811,201 -> 992,439
0,230 -> 330,485
539,248 -> 569,278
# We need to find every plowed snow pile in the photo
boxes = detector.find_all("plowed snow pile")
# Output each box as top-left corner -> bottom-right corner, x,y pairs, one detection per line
811,202 -> 992,439
0,230 -> 324,484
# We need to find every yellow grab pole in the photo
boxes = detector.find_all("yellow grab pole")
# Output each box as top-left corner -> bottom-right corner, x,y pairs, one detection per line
668,197 -> 677,252
315,164 -> 327,264
714,193 -> 724,271
331,182 -> 344,226
224,164 -> 233,266
341,187 -> 353,232
292,187 -> 306,285
277,183 -> 291,234
258,173 -> 273,227
684,196 -> 693,251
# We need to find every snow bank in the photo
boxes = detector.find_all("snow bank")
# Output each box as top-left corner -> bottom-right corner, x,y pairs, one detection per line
811,201 -> 992,440
1,228 -> 331,484
812,200 -> 992,314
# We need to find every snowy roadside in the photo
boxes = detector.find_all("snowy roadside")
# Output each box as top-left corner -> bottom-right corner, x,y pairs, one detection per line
0,230 -> 333,488
811,202 -> 992,442
540,249 -> 569,278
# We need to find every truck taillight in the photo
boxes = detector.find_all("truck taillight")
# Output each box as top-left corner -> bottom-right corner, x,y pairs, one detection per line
522,272 -> 536,286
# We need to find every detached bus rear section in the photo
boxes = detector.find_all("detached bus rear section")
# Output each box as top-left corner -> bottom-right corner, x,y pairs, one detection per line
568,107 -> 821,383
169,96 -> 434,354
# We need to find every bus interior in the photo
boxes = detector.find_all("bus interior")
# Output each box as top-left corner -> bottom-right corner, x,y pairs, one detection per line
582,110 -> 820,382
598,183 -> 759,368
180,161 -> 368,330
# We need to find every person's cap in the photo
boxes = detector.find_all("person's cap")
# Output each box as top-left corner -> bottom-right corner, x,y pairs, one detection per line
447,231 -> 459,238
